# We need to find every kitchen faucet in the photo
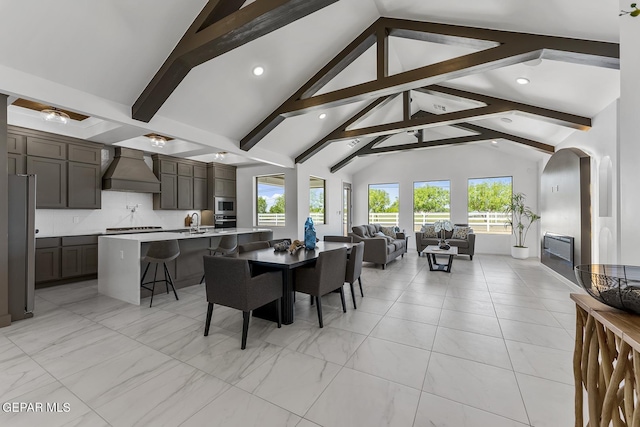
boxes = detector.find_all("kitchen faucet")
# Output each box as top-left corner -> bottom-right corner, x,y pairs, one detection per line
190,212 -> 200,233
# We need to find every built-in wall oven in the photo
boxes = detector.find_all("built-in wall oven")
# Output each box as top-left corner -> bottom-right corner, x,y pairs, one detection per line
214,197 -> 236,216
214,215 -> 237,228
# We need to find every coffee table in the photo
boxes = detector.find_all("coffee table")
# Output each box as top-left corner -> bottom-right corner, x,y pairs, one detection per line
422,245 -> 458,273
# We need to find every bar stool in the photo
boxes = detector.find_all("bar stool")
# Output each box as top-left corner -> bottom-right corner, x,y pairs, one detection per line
140,240 -> 180,307
200,235 -> 237,284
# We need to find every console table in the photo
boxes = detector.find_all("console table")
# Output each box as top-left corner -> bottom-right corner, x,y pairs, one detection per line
571,293 -> 640,427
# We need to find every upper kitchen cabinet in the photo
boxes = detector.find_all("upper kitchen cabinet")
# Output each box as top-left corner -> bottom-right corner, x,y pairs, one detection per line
9,125 -> 103,209
152,155 -> 207,210
207,163 -> 236,209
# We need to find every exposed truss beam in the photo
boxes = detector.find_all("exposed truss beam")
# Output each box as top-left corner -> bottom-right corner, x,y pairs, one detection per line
132,0 -> 339,122
241,17 -> 618,151
241,20 -> 379,150
330,112 -> 555,173
295,94 -> 398,164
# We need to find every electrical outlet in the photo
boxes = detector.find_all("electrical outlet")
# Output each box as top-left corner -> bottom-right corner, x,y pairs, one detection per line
73,216 -> 79,224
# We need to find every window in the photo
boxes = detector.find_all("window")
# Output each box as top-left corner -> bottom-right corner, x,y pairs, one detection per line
413,180 -> 450,231
468,176 -> 512,234
368,183 -> 399,226
256,174 -> 286,226
309,176 -> 326,224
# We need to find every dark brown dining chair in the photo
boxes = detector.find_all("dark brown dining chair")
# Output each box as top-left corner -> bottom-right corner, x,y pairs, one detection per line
238,241 -> 270,254
345,242 -> 365,309
140,240 -> 180,307
203,256 -> 282,349
294,247 -> 348,328
200,235 -> 238,284
323,235 -> 353,243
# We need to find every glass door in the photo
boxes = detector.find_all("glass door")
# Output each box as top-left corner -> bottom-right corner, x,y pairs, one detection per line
343,182 -> 352,236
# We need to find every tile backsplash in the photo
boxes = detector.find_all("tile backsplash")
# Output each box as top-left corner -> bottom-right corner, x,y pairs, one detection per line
35,191 -> 201,237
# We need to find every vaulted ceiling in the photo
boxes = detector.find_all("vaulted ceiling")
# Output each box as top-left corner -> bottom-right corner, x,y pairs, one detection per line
0,0 -> 621,173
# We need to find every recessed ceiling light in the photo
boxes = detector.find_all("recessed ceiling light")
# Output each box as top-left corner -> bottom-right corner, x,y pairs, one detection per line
491,140 -> 498,144
516,77 -> 530,85
501,117 -> 513,123
318,113 -> 327,120
252,66 -> 264,76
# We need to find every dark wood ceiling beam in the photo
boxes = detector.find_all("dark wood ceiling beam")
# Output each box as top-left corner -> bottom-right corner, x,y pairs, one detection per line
385,18 -> 620,68
402,91 -> 411,121
281,44 -> 540,116
243,17 -> 619,151
295,94 -> 398,164
416,85 -> 592,130
377,22 -> 389,79
132,0 -> 339,122
455,122 -> 555,153
329,136 -> 385,173
240,20 -> 378,151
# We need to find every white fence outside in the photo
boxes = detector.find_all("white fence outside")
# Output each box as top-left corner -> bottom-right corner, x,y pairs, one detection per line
259,211 -> 511,234
257,212 -> 324,226
366,211 -> 512,234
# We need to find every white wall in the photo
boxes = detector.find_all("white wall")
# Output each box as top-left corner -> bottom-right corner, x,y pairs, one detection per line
351,144 -> 540,255
35,150 -> 198,237
236,149 -> 352,241
619,4 -> 640,265
236,164 -> 299,240
542,100 -> 618,263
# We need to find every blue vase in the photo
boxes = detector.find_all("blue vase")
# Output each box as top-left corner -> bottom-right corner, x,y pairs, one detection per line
304,217 -> 316,250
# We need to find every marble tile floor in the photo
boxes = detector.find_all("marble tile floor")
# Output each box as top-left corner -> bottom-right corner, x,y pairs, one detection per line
0,253 -> 585,427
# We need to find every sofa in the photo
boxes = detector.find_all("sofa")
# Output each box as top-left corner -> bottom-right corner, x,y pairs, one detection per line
415,224 -> 476,260
349,224 -> 406,269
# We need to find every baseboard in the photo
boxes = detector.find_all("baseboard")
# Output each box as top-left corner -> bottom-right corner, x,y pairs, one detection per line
0,313 -> 11,328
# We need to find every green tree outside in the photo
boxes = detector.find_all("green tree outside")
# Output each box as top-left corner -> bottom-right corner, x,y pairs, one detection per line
309,189 -> 324,213
413,186 -> 450,212
269,195 -> 285,213
368,188 -> 392,212
468,181 -> 511,212
257,196 -> 267,214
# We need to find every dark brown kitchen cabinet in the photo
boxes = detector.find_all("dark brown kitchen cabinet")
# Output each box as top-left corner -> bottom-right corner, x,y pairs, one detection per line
68,162 -> 102,209
26,136 -> 66,159
214,178 -> 236,198
68,143 -> 101,165
214,166 -> 235,181
35,248 -> 61,283
157,173 -> 178,210
7,153 -> 26,175
82,245 -> 98,275
7,133 -> 25,154
27,156 -> 67,208
152,154 -> 207,210
36,236 -> 98,286
177,176 -> 193,209
193,177 -> 207,210
61,246 -> 83,278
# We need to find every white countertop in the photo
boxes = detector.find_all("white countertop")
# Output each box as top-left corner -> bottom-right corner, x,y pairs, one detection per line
98,228 -> 272,243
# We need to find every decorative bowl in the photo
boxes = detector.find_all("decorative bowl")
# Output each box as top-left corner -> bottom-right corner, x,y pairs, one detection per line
574,264 -> 640,315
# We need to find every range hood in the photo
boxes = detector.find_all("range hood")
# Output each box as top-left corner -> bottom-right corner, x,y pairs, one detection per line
102,147 -> 160,193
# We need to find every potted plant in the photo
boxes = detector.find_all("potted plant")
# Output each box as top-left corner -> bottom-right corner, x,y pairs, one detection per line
504,193 -> 541,259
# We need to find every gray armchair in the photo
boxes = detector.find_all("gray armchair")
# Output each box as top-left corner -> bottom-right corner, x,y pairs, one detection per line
294,247 -> 348,328
203,256 -> 283,349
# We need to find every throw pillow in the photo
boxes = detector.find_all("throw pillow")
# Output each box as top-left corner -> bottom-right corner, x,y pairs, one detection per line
421,225 -> 437,238
380,226 -> 396,238
375,231 -> 394,243
451,226 -> 471,240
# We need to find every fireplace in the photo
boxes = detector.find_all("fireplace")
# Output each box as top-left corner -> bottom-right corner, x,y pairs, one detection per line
541,233 -> 576,283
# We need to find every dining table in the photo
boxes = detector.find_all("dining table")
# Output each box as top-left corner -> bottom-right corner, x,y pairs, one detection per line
235,241 -> 353,325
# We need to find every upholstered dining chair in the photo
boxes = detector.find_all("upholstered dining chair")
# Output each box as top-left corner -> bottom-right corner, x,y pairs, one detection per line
203,256 -> 282,349
294,247 -> 348,328
323,235 -> 353,243
345,242 -> 365,309
238,241 -> 270,254
140,240 -> 180,307
200,235 -> 238,284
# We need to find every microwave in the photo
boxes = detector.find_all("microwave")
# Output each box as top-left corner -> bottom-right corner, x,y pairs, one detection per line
214,197 -> 236,215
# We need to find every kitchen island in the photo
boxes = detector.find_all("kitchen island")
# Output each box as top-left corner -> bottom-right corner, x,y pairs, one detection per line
98,228 -> 273,305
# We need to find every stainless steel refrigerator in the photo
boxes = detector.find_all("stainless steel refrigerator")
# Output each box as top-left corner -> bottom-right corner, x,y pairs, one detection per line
8,174 -> 36,320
